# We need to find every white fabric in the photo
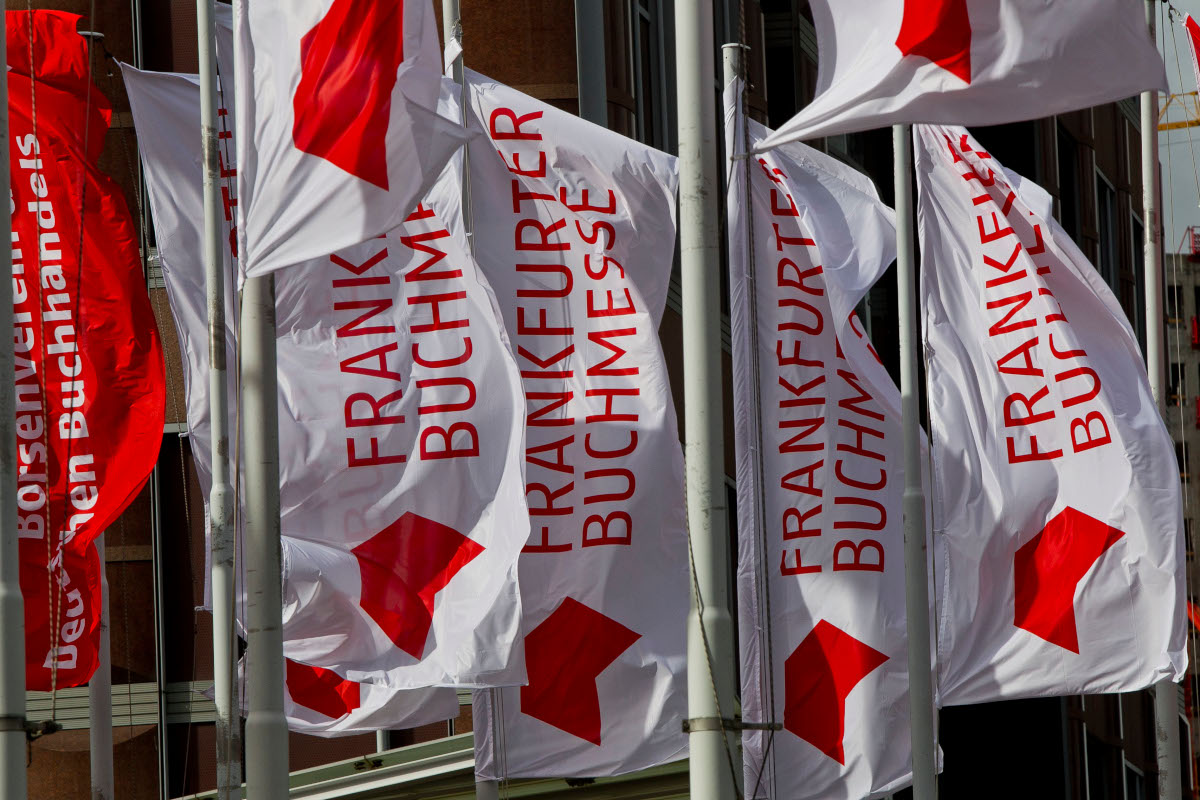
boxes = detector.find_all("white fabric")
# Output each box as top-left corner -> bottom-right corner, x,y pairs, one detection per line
221,657 -> 459,737
231,0 -> 467,277
125,65 -> 529,692
757,0 -> 1166,150
916,124 -> 1187,703
280,675 -> 459,737
464,72 -> 688,779
726,79 -> 915,800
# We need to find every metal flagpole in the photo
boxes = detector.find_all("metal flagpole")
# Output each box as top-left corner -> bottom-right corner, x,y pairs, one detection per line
1143,3 -> 1183,798
675,2 -> 741,799
197,0 -> 242,796
88,535 -> 114,800
893,123 -> 938,800
439,4 -> 498,797
0,17 -> 27,797
241,272 -> 288,800
573,0 -> 607,126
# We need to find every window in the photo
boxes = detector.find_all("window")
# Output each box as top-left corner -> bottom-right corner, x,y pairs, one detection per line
1169,362 -> 1184,406
1167,284 -> 1184,325
1185,519 -> 1195,560
1177,441 -> 1190,482
1058,125 -> 1082,243
1125,763 -> 1147,800
629,0 -> 672,152
1086,733 -> 1119,800
1095,171 -> 1118,288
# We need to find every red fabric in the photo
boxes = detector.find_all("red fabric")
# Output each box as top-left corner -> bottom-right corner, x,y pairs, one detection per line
291,0 -> 406,189
519,598 -> 642,746
1013,507 -> 1126,655
285,659 -> 362,719
783,621 -> 890,766
1186,15 -> 1200,93
1187,600 -> 1200,633
7,10 -> 165,690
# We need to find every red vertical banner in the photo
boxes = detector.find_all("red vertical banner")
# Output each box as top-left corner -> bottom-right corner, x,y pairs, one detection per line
7,11 -> 165,690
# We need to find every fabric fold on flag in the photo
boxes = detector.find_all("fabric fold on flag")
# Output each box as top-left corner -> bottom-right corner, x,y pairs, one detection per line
726,77 -> 920,800
125,64 -> 529,694
10,10 -> 165,690
915,124 -> 1186,703
230,0 -> 469,278
218,658 -> 459,737
755,0 -> 1166,150
464,70 -> 688,780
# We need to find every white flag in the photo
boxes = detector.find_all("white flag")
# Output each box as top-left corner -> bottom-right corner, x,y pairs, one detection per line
464,72 -> 688,779
231,0 -> 467,277
916,124 -> 1186,703
221,657 -> 459,737
757,0 -> 1165,150
726,79 -> 916,800
125,65 -> 529,692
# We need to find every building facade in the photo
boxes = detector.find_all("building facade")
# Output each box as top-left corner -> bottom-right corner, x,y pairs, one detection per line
16,1 -> 1189,799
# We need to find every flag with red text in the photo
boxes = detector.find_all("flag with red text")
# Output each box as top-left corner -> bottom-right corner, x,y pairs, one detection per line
10,10 -> 165,690
916,124 -> 1186,703
464,72 -> 688,779
726,78 -> 917,800
125,64 -> 529,692
755,0 -> 1165,150
231,0 -> 468,277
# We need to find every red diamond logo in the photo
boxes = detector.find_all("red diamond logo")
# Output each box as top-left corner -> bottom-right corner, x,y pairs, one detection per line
292,0 -> 406,189
352,512 -> 484,660
1014,507 -> 1125,653
896,0 -> 973,84
285,659 -> 361,719
784,621 -> 889,765
520,598 -> 641,745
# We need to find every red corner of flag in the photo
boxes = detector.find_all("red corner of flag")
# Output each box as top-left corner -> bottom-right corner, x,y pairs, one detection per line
783,620 -> 889,766
895,0 -> 973,84
1013,507 -> 1125,654
352,512 -> 485,660
520,598 -> 642,746
291,0 -> 406,189
285,659 -> 362,719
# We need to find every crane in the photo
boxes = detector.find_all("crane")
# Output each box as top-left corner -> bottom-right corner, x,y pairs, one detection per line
1161,91 -> 1200,131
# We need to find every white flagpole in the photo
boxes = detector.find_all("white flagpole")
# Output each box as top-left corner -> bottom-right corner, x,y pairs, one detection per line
197,0 -> 242,796
0,16 -> 27,797
894,123 -> 937,800
675,2 -> 741,799
88,535 -> 114,800
438,4 -> 498,797
1143,3 -> 1183,798
241,271 -> 288,800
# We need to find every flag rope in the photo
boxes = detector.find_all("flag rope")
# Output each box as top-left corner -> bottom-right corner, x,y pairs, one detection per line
212,52 -> 247,791
55,0 -> 101,724
730,54 -> 780,800
103,42 -> 205,788
1161,8 -> 1200,793
22,3 -> 58,724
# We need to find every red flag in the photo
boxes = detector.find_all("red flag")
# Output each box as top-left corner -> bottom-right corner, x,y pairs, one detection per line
1185,15 -> 1200,93
7,11 -> 166,689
